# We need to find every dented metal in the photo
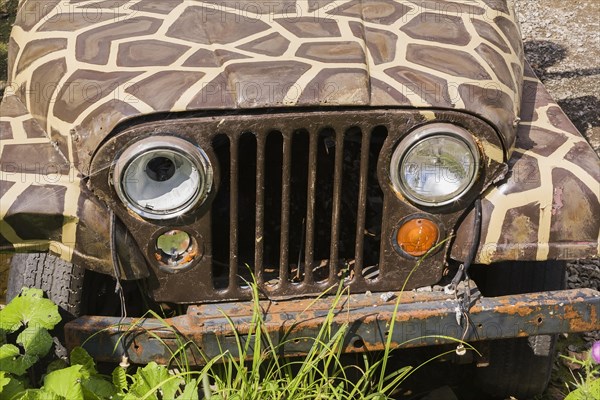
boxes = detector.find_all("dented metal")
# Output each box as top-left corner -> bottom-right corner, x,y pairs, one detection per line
451,65 -> 600,263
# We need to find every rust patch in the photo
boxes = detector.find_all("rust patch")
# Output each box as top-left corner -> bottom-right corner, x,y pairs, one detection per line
512,215 -> 534,243
552,187 -> 563,215
65,288 -> 600,365
565,304 -> 599,332
484,296 -> 538,317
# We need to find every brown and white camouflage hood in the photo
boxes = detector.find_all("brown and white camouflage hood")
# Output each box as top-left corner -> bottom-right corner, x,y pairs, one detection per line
6,0 -> 523,174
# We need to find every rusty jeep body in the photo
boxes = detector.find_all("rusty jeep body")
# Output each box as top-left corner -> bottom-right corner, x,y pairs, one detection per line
1,0 -> 599,397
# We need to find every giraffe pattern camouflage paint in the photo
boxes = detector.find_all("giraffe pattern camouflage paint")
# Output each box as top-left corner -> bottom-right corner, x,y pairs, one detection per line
5,0 -> 523,176
452,64 -> 600,263
0,0 -> 598,284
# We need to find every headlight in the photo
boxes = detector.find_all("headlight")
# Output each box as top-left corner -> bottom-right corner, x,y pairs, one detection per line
390,124 -> 480,207
113,136 -> 212,220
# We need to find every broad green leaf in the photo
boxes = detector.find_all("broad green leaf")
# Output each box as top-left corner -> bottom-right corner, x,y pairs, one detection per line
0,288 -> 60,332
13,388 -> 60,400
82,386 -> 102,400
82,376 -> 117,400
0,371 -> 9,391
565,377 -> 600,400
0,371 -> 26,400
112,367 -> 129,393
565,388 -> 584,400
16,327 -> 53,357
46,359 -> 68,374
0,345 -> 38,376
43,365 -> 84,400
70,347 -> 96,377
128,362 -> 180,400
591,378 -> 600,398
177,378 -> 200,400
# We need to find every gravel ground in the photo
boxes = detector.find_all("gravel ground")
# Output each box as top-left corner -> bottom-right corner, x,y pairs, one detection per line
513,2 -> 600,398
516,0 -> 600,153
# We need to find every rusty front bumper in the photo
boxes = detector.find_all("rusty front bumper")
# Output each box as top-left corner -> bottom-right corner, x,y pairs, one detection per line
65,288 -> 600,365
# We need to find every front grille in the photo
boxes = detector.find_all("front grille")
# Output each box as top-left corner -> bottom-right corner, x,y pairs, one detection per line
210,124 -> 388,297
92,109 -> 500,303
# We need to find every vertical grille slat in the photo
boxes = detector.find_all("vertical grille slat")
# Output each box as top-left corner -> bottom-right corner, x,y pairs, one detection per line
228,133 -> 240,292
211,117 -> 389,298
255,134 -> 266,284
329,128 -> 344,282
279,132 -> 292,285
354,128 -> 372,281
303,131 -> 318,284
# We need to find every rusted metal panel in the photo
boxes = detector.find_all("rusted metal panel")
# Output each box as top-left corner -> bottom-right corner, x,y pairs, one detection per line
279,133 -> 292,285
329,130 -> 345,283
354,129 -> 372,283
65,288 -> 600,365
228,132 -> 240,292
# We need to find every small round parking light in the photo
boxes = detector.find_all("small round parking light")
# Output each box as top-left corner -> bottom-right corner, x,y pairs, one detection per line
395,218 -> 439,257
155,230 -> 200,272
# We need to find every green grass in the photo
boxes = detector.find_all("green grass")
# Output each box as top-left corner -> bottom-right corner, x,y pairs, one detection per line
561,348 -> 600,399
118,277 -> 476,400
1,281 -> 477,399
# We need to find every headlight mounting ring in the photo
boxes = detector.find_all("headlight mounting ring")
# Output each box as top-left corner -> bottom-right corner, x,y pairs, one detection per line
389,123 -> 481,207
112,136 -> 213,220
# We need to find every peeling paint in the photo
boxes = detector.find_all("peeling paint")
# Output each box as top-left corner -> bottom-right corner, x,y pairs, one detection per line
65,288 -> 600,365
552,187 -> 564,216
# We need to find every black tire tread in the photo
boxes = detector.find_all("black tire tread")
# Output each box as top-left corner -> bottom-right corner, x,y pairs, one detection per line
478,337 -> 556,398
474,261 -> 566,399
474,260 -> 566,296
8,253 -> 85,318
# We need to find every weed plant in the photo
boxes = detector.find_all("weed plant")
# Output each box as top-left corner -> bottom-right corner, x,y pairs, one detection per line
1,253 -> 475,399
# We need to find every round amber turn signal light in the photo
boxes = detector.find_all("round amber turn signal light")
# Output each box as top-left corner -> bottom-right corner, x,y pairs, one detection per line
396,218 -> 439,257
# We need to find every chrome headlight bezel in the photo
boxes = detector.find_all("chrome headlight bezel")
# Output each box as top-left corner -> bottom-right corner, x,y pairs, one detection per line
390,123 -> 481,207
112,136 -> 213,220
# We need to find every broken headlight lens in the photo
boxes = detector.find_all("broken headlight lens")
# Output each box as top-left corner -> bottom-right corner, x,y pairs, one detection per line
113,137 -> 212,220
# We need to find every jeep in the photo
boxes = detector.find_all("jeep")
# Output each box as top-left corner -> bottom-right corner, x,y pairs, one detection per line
1,1 -> 599,397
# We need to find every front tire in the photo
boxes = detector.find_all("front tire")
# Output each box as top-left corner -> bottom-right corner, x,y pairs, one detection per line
7,253 -> 85,319
471,261 -> 566,398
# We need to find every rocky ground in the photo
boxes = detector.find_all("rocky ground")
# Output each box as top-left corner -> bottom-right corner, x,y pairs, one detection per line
516,0 -> 600,153
515,0 -> 600,398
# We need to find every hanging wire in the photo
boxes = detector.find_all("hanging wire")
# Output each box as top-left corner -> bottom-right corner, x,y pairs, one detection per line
109,210 -> 129,367
449,199 -> 482,355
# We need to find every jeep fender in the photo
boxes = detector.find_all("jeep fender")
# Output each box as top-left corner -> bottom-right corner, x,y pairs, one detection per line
0,94 -> 148,279
451,65 -> 600,263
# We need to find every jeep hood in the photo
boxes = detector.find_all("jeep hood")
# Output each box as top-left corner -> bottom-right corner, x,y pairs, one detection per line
6,0 -> 523,174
